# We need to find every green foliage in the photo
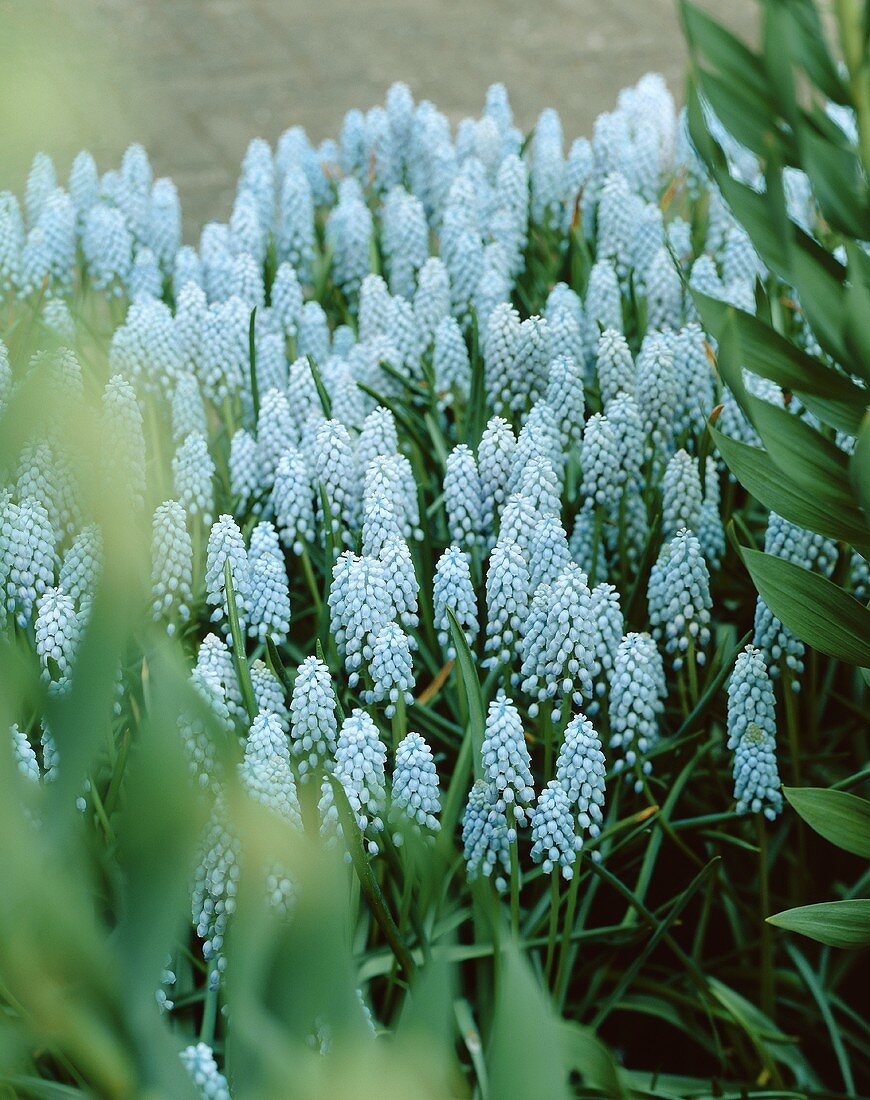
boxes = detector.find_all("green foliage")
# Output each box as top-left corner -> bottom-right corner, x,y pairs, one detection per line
683,1 -> 870,668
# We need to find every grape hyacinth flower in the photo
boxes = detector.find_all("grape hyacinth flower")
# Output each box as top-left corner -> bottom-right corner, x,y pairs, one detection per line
753,513 -> 838,689
191,804 -> 240,986
180,1043 -> 231,1100
462,780 -> 511,892
556,713 -> 606,842
150,501 -> 193,634
239,711 -> 302,828
520,563 -> 596,721
229,429 -> 261,512
290,655 -> 338,781
364,621 -> 415,718
171,374 -> 208,448
528,514 -> 571,593
313,419 -> 360,547
391,731 -> 441,837
444,444 -> 484,551
250,660 -> 289,731
248,554 -> 292,645
661,449 -> 703,540
378,536 -> 419,629
530,782 -> 581,879
319,709 -> 388,856
432,545 -> 478,658
609,632 -> 667,791
34,587 -> 80,681
180,670 -> 233,789
196,633 -> 244,723
11,724 -> 40,782
57,526 -> 101,610
205,515 -> 252,639
648,528 -> 712,672
173,431 -> 215,526
484,537 -> 530,669
1,497 -> 56,627
481,693 -> 535,828
727,645 -> 782,820
271,448 -> 315,555
478,415 -> 517,534
328,552 -> 393,686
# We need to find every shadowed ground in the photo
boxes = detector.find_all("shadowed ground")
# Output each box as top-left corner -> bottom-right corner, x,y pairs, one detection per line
0,0 -> 754,234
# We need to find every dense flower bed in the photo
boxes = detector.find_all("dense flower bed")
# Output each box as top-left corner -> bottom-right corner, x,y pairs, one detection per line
0,73 -> 865,1096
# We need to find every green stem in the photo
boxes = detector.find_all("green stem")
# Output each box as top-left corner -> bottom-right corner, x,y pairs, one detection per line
223,559 -> 257,722
509,805 -> 520,939
554,856 -> 582,1005
758,814 -> 774,1020
686,638 -> 699,707
544,873 -> 561,988
589,505 -> 603,587
391,695 -> 407,753
200,983 -> 218,1044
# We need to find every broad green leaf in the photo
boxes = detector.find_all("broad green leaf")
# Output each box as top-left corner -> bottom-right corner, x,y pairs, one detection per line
798,120 -> 870,238
488,942 -> 572,1100
560,1021 -> 627,1099
685,80 -> 789,274
785,0 -> 849,103
742,548 -> 870,665
854,411 -> 870,521
692,291 -> 867,435
784,787 -> 870,857
788,245 -> 856,377
681,3 -> 769,101
767,899 -> 870,948
745,396 -> 870,548
694,69 -> 781,162
711,426 -> 867,546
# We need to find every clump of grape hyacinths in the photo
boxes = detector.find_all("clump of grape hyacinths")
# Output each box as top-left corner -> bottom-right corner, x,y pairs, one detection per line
0,72 -> 861,1094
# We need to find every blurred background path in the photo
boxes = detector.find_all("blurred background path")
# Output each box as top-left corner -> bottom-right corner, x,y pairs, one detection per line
1,0 -> 753,234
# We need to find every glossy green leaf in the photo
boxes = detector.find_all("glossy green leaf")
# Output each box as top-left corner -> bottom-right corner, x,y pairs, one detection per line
798,120 -> 870,238
560,1022 -> 627,1098
742,548 -> 870,665
785,0 -> 849,103
681,3 -> 769,100
784,787 -> 870,858
692,291 -> 866,435
307,354 -> 332,418
711,426 -> 866,546
745,395 -> 870,548
767,900 -> 870,948
488,943 -> 571,1100
854,411 -> 870,521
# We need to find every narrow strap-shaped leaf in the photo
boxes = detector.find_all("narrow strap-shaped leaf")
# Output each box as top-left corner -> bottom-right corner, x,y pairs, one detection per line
307,355 -> 332,418
248,306 -> 259,422
445,606 -> 485,782
223,560 -> 257,722
325,773 -> 416,980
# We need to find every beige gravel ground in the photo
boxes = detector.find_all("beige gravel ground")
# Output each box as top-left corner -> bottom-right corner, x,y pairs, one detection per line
0,0 -> 754,234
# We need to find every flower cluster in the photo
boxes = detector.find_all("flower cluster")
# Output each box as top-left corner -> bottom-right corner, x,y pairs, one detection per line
1,71 -> 853,1096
